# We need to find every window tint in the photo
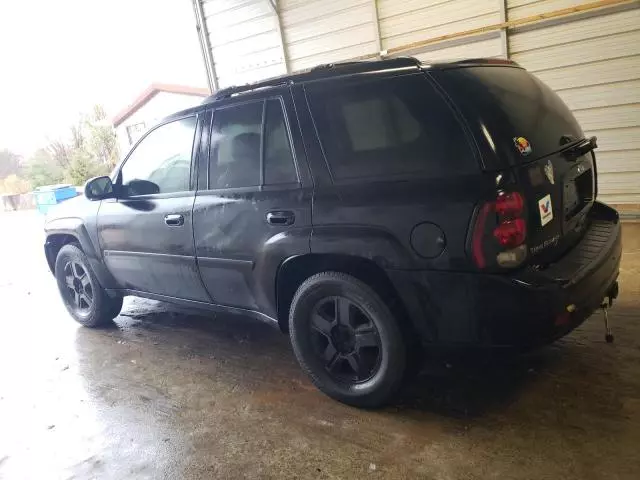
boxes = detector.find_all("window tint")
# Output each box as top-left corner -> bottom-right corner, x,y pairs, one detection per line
434,66 -> 583,163
120,116 -> 196,195
306,74 -> 476,180
209,102 -> 262,189
264,99 -> 297,184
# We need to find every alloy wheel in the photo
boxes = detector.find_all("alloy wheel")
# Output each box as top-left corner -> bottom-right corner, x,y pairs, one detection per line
309,296 -> 382,383
63,261 -> 94,316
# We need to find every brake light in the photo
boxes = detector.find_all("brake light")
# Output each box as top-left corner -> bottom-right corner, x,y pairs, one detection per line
471,191 -> 528,269
495,192 -> 524,217
493,219 -> 526,247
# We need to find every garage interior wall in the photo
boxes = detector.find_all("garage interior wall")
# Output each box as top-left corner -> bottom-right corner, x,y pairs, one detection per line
195,0 -> 640,205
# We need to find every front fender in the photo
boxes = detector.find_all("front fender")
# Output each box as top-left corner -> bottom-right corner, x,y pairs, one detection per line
45,217 -> 98,259
44,217 -> 118,289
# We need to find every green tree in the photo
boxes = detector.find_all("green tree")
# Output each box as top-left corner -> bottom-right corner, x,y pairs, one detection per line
84,105 -> 119,168
21,104 -> 119,189
26,148 -> 64,188
47,140 -> 71,170
64,149 -> 109,186
0,149 -> 22,179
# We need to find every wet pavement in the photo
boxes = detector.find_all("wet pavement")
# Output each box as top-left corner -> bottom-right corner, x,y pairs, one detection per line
0,210 -> 639,479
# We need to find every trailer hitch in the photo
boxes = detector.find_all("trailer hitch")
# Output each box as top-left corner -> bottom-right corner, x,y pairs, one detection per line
600,281 -> 619,344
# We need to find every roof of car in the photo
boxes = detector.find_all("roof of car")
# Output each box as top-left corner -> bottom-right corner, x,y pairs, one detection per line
201,56 -> 520,104
159,56 -> 520,124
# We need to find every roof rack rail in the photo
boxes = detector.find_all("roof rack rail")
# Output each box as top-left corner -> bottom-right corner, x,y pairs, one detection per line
203,57 -> 423,104
311,57 -> 420,71
310,61 -> 366,71
451,58 -> 520,66
212,78 -> 293,101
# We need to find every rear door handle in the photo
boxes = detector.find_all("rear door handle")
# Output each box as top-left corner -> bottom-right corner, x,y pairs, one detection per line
266,211 -> 295,226
164,214 -> 185,227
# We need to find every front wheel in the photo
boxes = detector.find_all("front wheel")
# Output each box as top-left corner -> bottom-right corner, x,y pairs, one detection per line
54,243 -> 122,327
289,272 -> 407,408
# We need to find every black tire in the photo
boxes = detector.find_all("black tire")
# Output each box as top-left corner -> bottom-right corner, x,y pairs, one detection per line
289,272 -> 407,408
54,243 -> 122,327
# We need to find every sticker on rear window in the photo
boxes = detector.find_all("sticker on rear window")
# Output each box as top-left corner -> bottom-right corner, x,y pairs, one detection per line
513,136 -> 532,156
538,194 -> 553,226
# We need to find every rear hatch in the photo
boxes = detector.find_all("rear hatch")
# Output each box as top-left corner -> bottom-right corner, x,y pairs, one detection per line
430,63 -> 598,265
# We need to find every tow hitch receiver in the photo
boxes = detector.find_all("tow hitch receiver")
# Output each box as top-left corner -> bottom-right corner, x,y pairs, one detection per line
600,281 -> 619,344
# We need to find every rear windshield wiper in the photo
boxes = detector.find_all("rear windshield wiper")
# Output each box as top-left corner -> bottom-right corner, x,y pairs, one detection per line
562,136 -> 598,161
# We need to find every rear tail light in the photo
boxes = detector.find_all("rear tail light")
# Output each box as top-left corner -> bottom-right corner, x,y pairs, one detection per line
471,191 -> 528,269
493,219 -> 526,247
495,192 -> 524,217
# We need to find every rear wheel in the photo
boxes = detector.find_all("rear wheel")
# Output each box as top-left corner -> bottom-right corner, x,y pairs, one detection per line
55,243 -> 122,327
289,272 -> 407,407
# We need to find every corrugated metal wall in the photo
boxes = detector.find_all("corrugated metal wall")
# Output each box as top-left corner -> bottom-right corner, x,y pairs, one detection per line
196,0 -> 640,204
378,0 -> 503,61
201,0 -> 286,87
280,0 -> 378,71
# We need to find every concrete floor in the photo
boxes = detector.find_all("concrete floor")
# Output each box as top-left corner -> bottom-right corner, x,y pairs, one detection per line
0,210 -> 639,480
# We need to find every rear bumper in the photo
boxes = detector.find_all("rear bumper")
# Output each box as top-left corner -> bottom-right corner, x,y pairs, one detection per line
387,202 -> 622,348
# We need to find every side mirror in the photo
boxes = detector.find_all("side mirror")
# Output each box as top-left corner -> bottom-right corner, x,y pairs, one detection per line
84,176 -> 114,201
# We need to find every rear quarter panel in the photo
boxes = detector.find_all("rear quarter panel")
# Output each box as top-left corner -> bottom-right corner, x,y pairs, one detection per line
310,177 -> 487,271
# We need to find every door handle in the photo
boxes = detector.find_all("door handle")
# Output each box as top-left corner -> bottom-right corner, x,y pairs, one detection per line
164,214 -> 185,226
266,211 -> 295,226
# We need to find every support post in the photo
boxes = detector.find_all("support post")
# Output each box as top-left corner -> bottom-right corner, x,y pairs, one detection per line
191,0 -> 219,92
267,0 -> 290,73
499,0 -> 509,58
371,0 -> 383,57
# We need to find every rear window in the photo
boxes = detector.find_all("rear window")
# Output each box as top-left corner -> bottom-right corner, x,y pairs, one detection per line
305,74 -> 476,180
433,66 -> 584,164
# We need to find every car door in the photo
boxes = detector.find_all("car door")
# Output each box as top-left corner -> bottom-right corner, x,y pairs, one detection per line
193,90 -> 312,318
97,112 -> 211,302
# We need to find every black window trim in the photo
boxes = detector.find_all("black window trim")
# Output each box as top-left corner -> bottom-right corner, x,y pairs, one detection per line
204,95 -> 301,193
113,112 -> 200,199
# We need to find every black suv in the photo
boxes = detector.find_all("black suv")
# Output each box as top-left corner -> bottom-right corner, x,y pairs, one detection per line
44,58 -> 621,407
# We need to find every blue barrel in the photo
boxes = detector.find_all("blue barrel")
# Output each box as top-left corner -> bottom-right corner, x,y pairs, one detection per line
34,184 -> 78,214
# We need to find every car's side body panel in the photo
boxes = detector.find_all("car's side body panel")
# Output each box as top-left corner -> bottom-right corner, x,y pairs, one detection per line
192,86 -> 313,318
97,193 -> 210,301
93,112 -> 210,301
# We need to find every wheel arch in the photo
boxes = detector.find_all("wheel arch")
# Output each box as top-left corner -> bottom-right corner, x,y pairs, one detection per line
44,219 -> 117,289
45,233 -> 80,274
275,253 -> 412,336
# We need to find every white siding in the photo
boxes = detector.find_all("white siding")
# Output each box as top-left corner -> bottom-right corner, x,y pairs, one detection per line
202,0 -> 286,87
280,0 -> 378,71
508,0 -> 596,20
415,37 -> 503,63
378,0 -> 501,52
509,4 -> 640,203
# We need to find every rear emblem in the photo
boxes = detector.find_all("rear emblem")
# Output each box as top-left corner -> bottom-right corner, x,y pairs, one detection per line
544,160 -> 555,185
513,136 -> 532,156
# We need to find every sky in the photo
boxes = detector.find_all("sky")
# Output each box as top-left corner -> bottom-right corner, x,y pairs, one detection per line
0,0 -> 207,157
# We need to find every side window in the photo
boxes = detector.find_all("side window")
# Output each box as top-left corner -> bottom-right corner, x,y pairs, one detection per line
209,102 -> 262,189
306,74 -> 476,180
120,116 -> 197,195
264,99 -> 297,184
